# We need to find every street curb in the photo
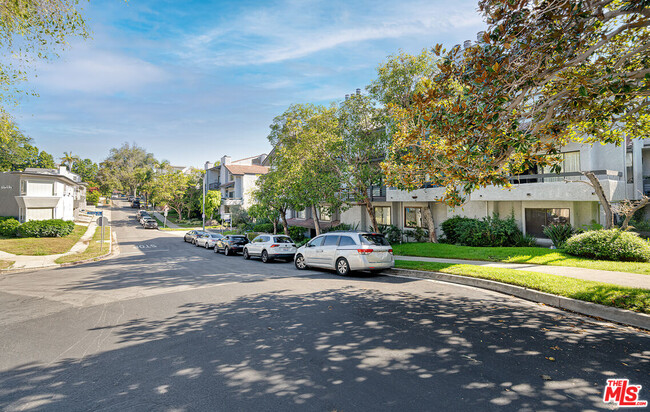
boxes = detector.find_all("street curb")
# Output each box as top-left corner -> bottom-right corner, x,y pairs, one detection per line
389,268 -> 650,331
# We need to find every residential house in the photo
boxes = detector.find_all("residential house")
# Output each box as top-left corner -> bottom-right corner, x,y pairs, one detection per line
0,166 -> 87,222
337,139 -> 642,239
205,154 -> 269,215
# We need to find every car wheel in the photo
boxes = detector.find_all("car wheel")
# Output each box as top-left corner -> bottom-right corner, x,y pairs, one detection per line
243,248 -> 250,260
261,250 -> 270,263
224,247 -> 230,256
205,242 -> 209,249
295,254 -> 307,270
214,245 -> 219,253
336,258 -> 350,276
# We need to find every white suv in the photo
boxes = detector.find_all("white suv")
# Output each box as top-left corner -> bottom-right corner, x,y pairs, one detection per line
243,234 -> 297,263
294,232 -> 393,275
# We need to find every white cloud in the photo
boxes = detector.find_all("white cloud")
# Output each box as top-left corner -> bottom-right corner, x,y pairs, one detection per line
34,48 -> 168,94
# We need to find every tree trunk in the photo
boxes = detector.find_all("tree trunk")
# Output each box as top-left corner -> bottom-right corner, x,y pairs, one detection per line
363,198 -> 379,232
311,205 -> 322,236
422,203 -> 438,243
583,172 -> 613,229
272,219 -> 278,235
621,198 -> 650,230
280,209 -> 289,236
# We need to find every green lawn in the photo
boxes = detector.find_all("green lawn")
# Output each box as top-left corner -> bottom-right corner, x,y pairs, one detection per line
55,226 -> 111,264
0,225 -> 87,256
0,260 -> 14,270
395,260 -> 650,314
393,243 -> 650,275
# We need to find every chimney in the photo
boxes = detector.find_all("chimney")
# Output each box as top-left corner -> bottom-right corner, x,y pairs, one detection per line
204,161 -> 213,170
356,88 -> 361,95
221,155 -> 231,165
59,165 -> 67,175
345,94 -> 349,101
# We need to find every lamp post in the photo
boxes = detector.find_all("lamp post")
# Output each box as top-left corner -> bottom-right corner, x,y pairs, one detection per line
203,161 -> 209,231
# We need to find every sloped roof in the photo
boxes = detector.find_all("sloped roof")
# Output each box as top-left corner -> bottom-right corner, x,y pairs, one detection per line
224,164 -> 269,175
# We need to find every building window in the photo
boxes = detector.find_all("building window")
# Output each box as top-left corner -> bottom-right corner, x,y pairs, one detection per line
626,150 -> 634,184
296,209 -> 306,219
18,207 -> 25,223
542,151 -> 581,182
404,207 -> 423,228
374,206 -> 391,226
20,180 -> 27,196
319,207 -> 331,221
525,208 -> 570,238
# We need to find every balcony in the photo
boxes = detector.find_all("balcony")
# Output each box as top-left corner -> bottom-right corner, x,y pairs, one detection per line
222,197 -> 243,206
472,170 -> 624,202
341,185 -> 386,202
208,182 -> 221,190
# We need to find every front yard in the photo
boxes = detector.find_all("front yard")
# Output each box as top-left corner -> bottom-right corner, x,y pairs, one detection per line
55,226 -> 111,264
395,260 -> 650,314
393,243 -> 650,276
0,225 -> 87,256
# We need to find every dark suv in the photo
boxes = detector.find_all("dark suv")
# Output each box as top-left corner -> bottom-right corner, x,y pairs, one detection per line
214,235 -> 250,256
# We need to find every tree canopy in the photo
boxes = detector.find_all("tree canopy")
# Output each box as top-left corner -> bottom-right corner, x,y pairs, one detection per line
97,143 -> 156,195
383,0 -> 650,205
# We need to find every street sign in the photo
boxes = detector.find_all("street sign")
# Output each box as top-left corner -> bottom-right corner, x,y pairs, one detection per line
97,217 -> 109,226
223,213 -> 231,222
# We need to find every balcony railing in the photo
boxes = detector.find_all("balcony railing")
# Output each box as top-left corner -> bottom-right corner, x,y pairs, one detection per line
509,170 -> 622,184
341,185 -> 386,202
208,182 -> 220,190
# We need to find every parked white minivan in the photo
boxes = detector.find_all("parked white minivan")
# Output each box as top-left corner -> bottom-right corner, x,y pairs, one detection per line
294,231 -> 394,275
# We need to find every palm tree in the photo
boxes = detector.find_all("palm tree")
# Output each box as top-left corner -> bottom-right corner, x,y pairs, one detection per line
60,151 -> 79,171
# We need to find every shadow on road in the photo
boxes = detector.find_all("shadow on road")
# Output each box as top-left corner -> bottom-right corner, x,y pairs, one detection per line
1,284 -> 648,410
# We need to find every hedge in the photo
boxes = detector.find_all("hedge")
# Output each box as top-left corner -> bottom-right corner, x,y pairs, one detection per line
16,219 -> 76,238
565,229 -> 650,262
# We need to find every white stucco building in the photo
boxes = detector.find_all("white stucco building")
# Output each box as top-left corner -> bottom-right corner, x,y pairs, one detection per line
0,166 -> 87,222
205,154 -> 269,215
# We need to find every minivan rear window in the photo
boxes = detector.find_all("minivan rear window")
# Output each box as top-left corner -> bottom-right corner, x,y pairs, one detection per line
360,234 -> 390,246
274,236 -> 293,243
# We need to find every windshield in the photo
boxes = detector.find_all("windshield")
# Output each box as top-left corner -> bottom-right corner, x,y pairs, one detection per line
360,234 -> 390,246
274,236 -> 293,243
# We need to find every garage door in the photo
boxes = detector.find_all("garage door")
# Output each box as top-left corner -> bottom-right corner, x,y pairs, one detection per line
28,208 -> 53,221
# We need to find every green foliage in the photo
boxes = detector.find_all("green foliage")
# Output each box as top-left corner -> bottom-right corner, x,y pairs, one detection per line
230,205 -> 251,227
205,190 -> 221,219
543,224 -> 578,249
252,223 -> 275,233
323,222 -> 360,233
0,218 -> 20,237
86,191 -> 100,205
565,229 -> 650,262
288,226 -> 306,242
378,224 -> 403,244
71,158 -> 99,182
582,220 -> 604,231
17,219 -> 75,238
409,227 -> 429,243
0,114 -> 57,172
511,231 -> 537,247
442,214 -> 524,247
98,143 -> 156,196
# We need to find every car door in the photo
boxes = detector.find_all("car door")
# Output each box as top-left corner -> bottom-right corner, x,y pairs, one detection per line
258,235 -> 271,256
303,236 -> 325,266
319,235 -> 340,268
248,236 -> 262,255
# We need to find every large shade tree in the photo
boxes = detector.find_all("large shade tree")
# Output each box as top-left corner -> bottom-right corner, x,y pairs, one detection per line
98,143 -> 156,196
384,0 -> 650,206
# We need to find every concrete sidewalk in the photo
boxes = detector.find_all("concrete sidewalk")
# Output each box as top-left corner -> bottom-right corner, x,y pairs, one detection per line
395,255 -> 650,289
152,211 -> 180,229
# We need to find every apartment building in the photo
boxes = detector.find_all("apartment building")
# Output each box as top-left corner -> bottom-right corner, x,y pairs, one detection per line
338,140 -> 643,238
205,154 -> 269,215
0,166 -> 87,222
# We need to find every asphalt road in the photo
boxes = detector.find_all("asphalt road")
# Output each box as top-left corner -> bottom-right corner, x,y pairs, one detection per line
0,201 -> 648,411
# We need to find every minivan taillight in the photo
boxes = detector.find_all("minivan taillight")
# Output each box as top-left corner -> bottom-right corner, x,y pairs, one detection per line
357,249 -> 373,255
388,249 -> 393,253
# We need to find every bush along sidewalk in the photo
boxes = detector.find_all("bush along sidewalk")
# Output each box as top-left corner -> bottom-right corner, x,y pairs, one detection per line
395,260 -> 650,314
0,217 -> 75,238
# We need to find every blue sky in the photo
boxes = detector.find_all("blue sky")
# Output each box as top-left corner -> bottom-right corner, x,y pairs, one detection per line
13,0 -> 486,167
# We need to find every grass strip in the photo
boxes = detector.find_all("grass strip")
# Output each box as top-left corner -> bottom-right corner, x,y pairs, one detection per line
395,260 -> 650,314
0,225 -> 87,256
55,226 -> 111,264
0,260 -> 14,270
393,243 -> 650,276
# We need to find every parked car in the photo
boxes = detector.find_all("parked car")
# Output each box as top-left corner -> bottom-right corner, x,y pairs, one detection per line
294,232 -> 394,276
214,235 -> 249,256
131,199 -> 141,208
184,230 -> 206,244
136,210 -> 149,220
243,234 -> 296,263
196,233 -> 225,249
141,216 -> 158,229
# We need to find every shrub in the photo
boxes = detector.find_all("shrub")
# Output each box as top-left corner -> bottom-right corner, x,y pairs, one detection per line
288,226 -> 306,242
378,224 -> 404,244
252,223 -> 275,233
543,224 -> 577,249
246,232 -> 259,241
441,216 -> 476,244
17,219 -> 75,238
0,218 -> 20,237
86,191 -> 100,205
565,229 -> 650,262
407,227 -> 429,243
511,231 -> 537,247
323,222 -> 359,233
454,213 -> 522,247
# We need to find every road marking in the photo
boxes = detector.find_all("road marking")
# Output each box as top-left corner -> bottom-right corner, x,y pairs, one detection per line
137,244 -> 158,249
